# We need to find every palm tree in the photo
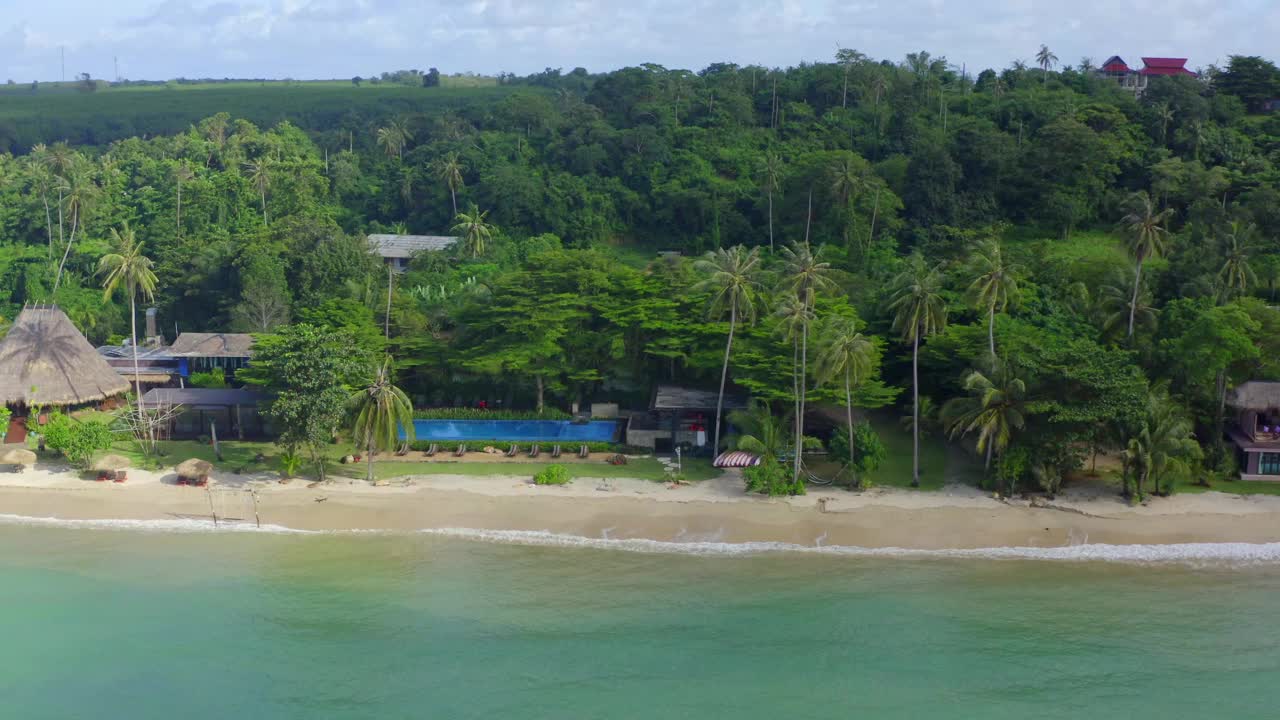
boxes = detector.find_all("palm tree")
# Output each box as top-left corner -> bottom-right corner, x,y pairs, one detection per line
816,317 -> 874,481
1218,221 -> 1257,301
1156,103 -> 1175,145
966,238 -> 1022,364
435,152 -> 465,217
942,362 -> 1026,471
1036,44 -> 1059,83
1124,388 -> 1199,499
451,203 -> 494,258
376,119 -> 413,161
1120,191 -> 1173,338
243,160 -> 270,223
727,402 -> 805,467
52,164 -> 98,293
888,253 -> 948,487
829,156 -> 864,249
174,162 -> 194,237
778,242 -> 836,481
756,152 -> 784,251
1099,280 -> 1157,338
775,294 -> 814,482
99,223 -> 159,448
350,356 -> 416,482
692,246 -> 763,454
26,148 -> 56,257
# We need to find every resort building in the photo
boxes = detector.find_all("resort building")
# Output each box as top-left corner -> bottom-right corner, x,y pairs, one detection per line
1096,56 -> 1196,95
0,305 -> 130,443
141,387 -> 269,440
368,234 -> 459,272
1227,381 -> 1280,480
167,332 -> 255,378
624,384 -> 746,452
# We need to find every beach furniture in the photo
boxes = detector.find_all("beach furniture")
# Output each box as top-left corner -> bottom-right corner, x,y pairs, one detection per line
505,444 -> 519,457
113,471 -> 127,483
578,445 -> 589,458
453,443 -> 467,457
551,445 -> 561,458
529,444 -> 541,458
424,443 -> 439,457
395,443 -> 409,457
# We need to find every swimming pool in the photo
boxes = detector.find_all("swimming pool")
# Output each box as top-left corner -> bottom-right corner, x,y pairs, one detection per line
408,419 -> 618,442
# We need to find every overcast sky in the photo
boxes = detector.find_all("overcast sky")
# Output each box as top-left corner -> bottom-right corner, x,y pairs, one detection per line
2,0 -> 1277,82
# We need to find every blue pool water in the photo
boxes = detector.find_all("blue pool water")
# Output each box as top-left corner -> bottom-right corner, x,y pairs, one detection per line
408,419 -> 617,442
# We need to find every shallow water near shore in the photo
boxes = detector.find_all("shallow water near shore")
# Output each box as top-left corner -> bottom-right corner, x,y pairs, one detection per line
3,523 -> 1280,719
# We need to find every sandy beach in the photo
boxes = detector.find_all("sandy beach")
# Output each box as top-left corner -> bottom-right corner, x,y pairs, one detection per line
3,461 -> 1280,549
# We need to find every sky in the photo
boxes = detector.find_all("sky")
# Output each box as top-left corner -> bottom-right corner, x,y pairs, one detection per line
1,0 -> 1278,82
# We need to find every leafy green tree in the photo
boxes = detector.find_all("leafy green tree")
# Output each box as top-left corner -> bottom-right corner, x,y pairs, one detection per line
888,253 -> 947,487
41,413 -> 116,470
1120,191 -> 1172,338
1124,387 -> 1200,499
99,222 -> 159,450
349,356 -> 415,482
376,119 -> 413,161
692,245 -> 762,453
242,324 -> 367,481
243,160 -> 270,223
1214,56 -> 1280,112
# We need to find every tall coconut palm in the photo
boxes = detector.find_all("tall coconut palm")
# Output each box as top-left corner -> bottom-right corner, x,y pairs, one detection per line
1036,44 -> 1058,83
376,119 -> 413,161
816,316 -> 874,481
778,242 -> 835,480
435,152 -> 465,217
243,160 -> 270,223
756,152 -> 784,251
727,401 -> 792,465
829,156 -> 865,250
942,362 -> 1026,471
1218,221 -> 1257,301
775,293 -> 815,482
350,356 -> 416,482
451,203 -> 494,258
888,253 -> 948,487
692,245 -> 763,454
52,163 -> 98,293
174,161 -> 194,237
966,237 -> 1022,364
26,148 -> 57,256
1156,103 -> 1175,145
99,223 -> 159,448
1120,191 -> 1173,338
1099,279 -> 1157,338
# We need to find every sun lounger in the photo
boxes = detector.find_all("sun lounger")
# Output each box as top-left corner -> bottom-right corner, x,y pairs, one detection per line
505,444 -> 519,457
529,444 -> 540,458
551,445 -> 561,458
424,443 -> 438,457
395,443 -> 409,457
453,443 -> 467,457
114,471 -> 127,483
578,445 -> 589,458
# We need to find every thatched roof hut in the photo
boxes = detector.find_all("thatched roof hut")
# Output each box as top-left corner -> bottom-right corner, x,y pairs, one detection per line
1228,382 -> 1280,411
91,454 -> 132,472
0,306 -> 130,407
0,448 -> 36,467
176,458 -> 213,480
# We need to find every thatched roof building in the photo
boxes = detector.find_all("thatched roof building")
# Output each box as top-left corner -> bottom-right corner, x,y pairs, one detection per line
1228,381 -> 1280,411
0,305 -> 130,407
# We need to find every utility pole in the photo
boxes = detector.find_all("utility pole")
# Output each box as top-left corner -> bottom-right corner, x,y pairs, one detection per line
114,56 -> 119,82
60,47 -> 65,82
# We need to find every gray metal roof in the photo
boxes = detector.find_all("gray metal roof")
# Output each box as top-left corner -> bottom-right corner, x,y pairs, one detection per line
651,384 -> 748,411
142,388 -> 265,408
368,234 -> 458,259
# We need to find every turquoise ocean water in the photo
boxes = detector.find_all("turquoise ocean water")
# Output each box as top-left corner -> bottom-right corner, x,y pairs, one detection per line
2,519 -> 1280,719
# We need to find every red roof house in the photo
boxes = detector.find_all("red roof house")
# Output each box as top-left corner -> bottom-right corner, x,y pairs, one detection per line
1140,57 -> 1196,77
1101,56 -> 1130,73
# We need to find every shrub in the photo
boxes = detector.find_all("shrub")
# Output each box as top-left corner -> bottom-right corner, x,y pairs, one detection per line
828,421 -> 887,476
188,370 -> 228,389
42,413 -> 117,469
0,406 -> 9,434
533,464 -> 570,485
743,458 -> 805,497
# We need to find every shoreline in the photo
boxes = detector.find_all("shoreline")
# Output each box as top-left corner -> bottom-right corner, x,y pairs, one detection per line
4,464 -> 1280,551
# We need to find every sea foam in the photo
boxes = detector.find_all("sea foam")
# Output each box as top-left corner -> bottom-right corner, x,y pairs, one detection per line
3,512 -> 1279,566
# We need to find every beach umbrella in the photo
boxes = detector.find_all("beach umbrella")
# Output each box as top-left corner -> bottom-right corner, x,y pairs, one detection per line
176,458 -> 213,480
0,448 -> 36,467
91,454 -> 132,472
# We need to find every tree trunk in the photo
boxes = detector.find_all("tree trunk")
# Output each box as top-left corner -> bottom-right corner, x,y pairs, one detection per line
41,193 -> 53,258
176,183 -> 182,237
866,188 -> 880,260
845,368 -> 856,486
367,440 -> 375,482
795,319 -> 808,484
984,440 -> 993,471
53,209 -> 80,293
767,190 -> 774,251
803,189 -> 813,246
129,292 -> 151,454
1127,259 -> 1144,338
535,375 -> 545,415
912,333 -> 920,487
261,188 -> 268,224
713,302 -> 736,455
988,305 -> 996,367
450,185 -> 458,217
385,265 -> 394,340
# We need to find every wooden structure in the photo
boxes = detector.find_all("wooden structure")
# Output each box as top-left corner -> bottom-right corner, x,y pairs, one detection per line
142,388 -> 268,440
367,234 -> 458,272
0,305 -> 130,443
1227,381 -> 1280,480
625,384 -> 747,452
167,333 -> 255,377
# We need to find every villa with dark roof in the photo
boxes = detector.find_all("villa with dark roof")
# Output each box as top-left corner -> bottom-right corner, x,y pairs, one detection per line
1097,56 -> 1197,95
368,234 -> 459,271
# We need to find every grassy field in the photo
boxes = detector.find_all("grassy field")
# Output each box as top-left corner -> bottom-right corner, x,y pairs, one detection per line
103,438 -> 717,483
806,414 -> 976,491
0,82 -> 523,152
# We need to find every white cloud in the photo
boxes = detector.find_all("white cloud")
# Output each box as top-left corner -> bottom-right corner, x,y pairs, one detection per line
0,0 -> 1276,81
